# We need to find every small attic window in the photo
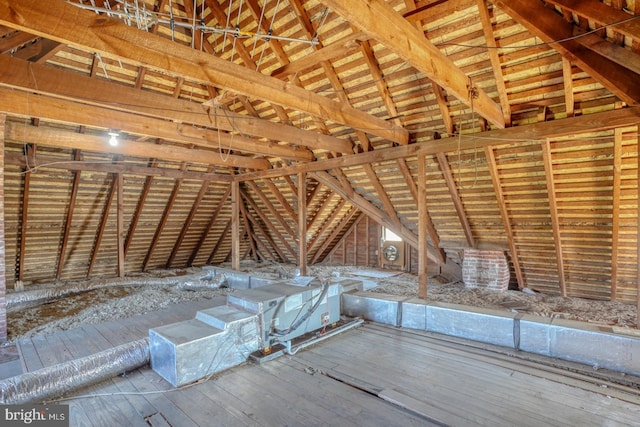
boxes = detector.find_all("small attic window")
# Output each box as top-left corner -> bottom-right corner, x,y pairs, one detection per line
383,227 -> 402,242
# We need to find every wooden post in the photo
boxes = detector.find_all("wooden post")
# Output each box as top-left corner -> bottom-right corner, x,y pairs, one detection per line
417,154 -> 428,299
298,172 -> 307,276
637,129 -> 640,328
0,114 -> 6,341
232,181 -> 240,271
117,173 -> 125,278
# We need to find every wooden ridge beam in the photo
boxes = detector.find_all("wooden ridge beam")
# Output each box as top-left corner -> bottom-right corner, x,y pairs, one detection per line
0,0 -> 407,145
6,122 -> 269,171
238,108 -> 640,181
322,0 -> 505,128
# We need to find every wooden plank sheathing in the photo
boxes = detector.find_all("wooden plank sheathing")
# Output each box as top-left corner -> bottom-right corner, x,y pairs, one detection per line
490,141 -> 560,292
546,131 -> 627,300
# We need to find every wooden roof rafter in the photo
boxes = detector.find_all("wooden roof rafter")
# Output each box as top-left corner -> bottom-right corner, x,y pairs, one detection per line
167,166 -> 215,268
322,0 -> 506,129
0,55 -> 336,160
0,0 -> 408,145
240,186 -> 296,261
56,148 -> 82,280
142,162 -> 188,271
492,0 -> 640,106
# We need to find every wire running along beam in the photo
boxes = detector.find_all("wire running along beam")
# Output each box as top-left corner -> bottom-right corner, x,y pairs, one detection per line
68,0 -> 319,45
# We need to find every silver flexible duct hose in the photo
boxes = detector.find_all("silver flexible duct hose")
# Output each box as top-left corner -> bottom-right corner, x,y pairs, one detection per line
0,338 -> 150,404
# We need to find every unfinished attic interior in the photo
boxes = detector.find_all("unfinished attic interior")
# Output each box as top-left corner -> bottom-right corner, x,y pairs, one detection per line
0,0 -> 639,424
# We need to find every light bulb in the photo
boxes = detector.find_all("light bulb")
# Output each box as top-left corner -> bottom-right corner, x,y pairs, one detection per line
108,130 -> 119,147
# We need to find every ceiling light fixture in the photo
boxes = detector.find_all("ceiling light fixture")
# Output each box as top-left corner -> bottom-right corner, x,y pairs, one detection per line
108,130 -> 120,147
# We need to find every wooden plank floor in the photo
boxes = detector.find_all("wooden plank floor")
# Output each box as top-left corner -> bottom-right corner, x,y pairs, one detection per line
8,300 -> 640,426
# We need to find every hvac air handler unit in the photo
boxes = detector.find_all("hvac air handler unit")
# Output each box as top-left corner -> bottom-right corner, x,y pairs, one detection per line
149,279 -> 345,387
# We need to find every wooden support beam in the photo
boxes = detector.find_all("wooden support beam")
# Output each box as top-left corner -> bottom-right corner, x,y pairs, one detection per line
238,108 -> 640,181
167,167 -> 214,268
298,172 -> 308,276
189,185 -> 231,265
56,149 -> 81,280
417,154 -> 428,299
0,56 -> 349,155
363,164 -> 402,228
611,129 -> 623,300
322,0 -> 505,128
240,203 -> 287,262
116,172 -> 124,278
4,114 -> 270,171
232,181 -> 240,271
308,191 -> 335,231
239,201 -> 259,263
0,0 -> 407,145
485,146 -> 525,289
396,158 -> 446,263
143,166 -> 185,271
432,84 -> 454,135
541,139 -> 567,297
0,113 -> 6,340
207,218 -> 232,265
5,151 -> 231,182
492,0 -> 640,106
544,0 -> 640,40
88,171 -> 117,277
311,207 -> 359,264
125,155 -> 158,257
436,152 -> 476,248
241,188 -> 296,261
477,0 -> 511,127
562,58 -> 575,117
263,179 -> 297,224
308,199 -> 346,252
17,145 -> 32,283
313,170 -> 424,252
637,129 -> 640,327
245,181 -> 296,238
271,32 -> 367,79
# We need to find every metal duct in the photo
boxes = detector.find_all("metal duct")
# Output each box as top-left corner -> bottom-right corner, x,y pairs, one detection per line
0,339 -> 150,404
7,269 -> 220,311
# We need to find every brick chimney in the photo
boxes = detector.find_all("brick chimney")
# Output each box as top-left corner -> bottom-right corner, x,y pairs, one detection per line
462,249 -> 510,292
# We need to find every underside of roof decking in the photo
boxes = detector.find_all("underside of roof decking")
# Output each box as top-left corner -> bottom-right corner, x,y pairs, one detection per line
0,0 -> 638,310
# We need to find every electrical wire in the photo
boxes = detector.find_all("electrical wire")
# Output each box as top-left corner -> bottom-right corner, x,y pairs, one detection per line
438,13 -> 640,51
